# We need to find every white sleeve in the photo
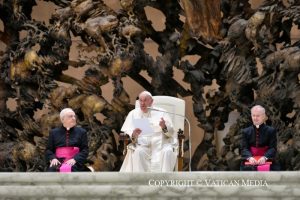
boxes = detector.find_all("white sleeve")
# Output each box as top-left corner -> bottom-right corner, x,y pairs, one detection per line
120,110 -> 135,138
162,112 -> 174,138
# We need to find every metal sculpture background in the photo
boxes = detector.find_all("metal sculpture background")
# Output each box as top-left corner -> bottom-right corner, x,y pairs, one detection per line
0,0 -> 299,171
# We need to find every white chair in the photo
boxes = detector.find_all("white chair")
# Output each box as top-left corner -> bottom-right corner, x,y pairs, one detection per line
120,95 -> 186,171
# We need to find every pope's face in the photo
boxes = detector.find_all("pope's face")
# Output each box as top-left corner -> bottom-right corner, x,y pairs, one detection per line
251,108 -> 265,126
62,111 -> 77,130
139,95 -> 153,113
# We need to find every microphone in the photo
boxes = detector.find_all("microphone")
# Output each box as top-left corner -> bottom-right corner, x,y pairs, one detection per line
147,107 -> 192,172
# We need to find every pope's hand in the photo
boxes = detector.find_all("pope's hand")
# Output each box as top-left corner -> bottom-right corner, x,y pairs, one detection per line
132,128 -> 142,138
159,117 -> 166,129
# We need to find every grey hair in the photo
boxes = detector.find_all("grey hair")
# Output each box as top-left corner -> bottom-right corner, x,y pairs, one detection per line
251,105 -> 265,114
139,91 -> 153,99
60,108 -> 75,121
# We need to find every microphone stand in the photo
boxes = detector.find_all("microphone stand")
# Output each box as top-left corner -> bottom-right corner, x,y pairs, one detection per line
148,107 -> 192,171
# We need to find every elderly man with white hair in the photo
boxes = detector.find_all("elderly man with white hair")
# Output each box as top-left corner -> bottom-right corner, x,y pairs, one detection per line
240,105 -> 279,171
45,108 -> 90,172
120,91 -> 177,172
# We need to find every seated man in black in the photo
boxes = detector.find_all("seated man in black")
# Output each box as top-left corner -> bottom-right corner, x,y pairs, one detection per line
240,105 -> 279,171
45,108 -> 90,172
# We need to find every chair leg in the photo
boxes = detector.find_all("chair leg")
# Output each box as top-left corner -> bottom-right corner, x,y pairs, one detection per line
177,129 -> 185,171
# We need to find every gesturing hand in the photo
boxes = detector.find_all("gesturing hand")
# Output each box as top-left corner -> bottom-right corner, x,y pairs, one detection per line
159,117 -> 166,129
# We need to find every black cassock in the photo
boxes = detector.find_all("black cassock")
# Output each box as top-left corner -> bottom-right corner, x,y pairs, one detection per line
240,124 -> 279,170
45,126 -> 90,172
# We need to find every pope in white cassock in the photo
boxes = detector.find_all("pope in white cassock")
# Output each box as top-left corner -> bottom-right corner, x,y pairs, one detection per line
120,91 -> 177,172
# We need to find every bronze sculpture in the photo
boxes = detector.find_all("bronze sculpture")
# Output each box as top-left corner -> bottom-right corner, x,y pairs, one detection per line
0,0 -> 300,171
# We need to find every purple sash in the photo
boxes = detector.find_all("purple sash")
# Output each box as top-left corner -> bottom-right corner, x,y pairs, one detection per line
247,146 -> 271,171
55,147 -> 79,173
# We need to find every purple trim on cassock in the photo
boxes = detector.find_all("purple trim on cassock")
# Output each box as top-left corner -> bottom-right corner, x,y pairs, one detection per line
56,147 -> 79,173
250,146 -> 271,171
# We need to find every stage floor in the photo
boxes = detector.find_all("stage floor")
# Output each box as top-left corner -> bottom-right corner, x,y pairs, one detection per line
0,172 -> 299,199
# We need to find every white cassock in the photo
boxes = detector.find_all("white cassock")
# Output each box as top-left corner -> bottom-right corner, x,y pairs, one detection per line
120,107 -> 177,172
